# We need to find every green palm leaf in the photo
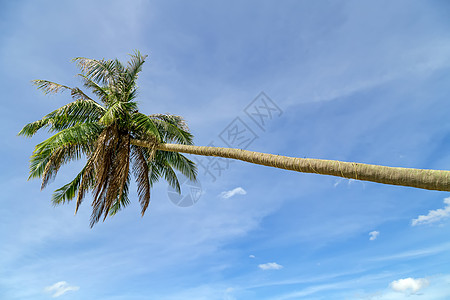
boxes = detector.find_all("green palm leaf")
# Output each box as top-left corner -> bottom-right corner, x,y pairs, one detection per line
131,113 -> 161,143
52,165 -> 94,205
77,74 -> 110,105
150,115 -> 193,145
29,122 -> 101,180
124,51 -> 147,95
99,101 -> 138,126
18,98 -> 105,137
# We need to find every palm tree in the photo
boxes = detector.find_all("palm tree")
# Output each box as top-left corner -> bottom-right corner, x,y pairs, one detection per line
19,51 -> 450,226
19,51 -> 196,226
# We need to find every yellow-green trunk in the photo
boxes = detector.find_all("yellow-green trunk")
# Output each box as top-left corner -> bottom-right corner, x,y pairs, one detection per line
131,140 -> 450,192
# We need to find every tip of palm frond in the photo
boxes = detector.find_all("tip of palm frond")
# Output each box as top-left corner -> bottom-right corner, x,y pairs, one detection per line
130,49 -> 148,58
27,172 -> 38,181
74,203 -> 82,216
71,57 -> 84,62
18,124 -> 36,137
32,79 -> 72,95
17,129 -> 27,137
75,192 -> 83,215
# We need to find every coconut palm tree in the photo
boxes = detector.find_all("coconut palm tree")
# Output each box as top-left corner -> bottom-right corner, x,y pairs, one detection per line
19,51 -> 197,226
19,51 -> 450,226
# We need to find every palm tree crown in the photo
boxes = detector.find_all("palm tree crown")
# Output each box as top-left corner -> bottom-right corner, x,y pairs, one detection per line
19,51 -> 197,226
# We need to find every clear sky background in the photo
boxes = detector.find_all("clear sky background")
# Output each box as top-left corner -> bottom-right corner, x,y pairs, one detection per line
2,1 -> 450,299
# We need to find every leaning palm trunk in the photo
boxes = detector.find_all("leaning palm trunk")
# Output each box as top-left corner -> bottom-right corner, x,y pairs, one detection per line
131,139 -> 450,192
22,52 -> 450,226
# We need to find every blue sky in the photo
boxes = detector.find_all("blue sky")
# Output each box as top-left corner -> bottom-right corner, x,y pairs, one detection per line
2,0 -> 450,299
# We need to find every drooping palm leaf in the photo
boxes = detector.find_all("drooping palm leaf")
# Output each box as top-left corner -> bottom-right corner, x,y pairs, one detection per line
29,122 -> 102,180
108,175 -> 131,217
131,145 -> 151,215
52,165 -> 94,206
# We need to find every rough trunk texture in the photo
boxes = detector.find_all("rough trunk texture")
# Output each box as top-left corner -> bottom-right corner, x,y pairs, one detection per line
131,139 -> 450,192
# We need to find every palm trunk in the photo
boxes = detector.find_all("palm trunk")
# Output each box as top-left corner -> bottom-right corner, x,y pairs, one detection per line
131,139 -> 450,192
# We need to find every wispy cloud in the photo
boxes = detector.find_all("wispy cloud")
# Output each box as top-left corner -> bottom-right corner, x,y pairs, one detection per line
259,262 -> 283,270
369,231 -> 379,241
44,281 -> 79,297
249,254 -> 255,258
390,277 -> 429,294
412,197 -> 450,226
220,187 -> 247,199
369,243 -> 450,262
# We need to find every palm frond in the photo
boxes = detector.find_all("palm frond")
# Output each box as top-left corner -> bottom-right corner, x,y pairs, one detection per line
108,175 -> 131,216
46,99 -> 105,132
149,114 -> 192,144
89,127 -> 117,211
18,119 -> 49,137
114,58 -> 126,73
18,98 -> 105,137
152,151 -> 181,193
101,133 -> 130,221
77,74 -> 110,105
29,122 -> 101,180
72,57 -> 118,86
71,87 -> 93,101
151,118 -> 193,145
151,114 -> 190,131
41,145 -> 80,189
51,165 -> 94,206
75,156 -> 96,215
125,51 -> 147,91
88,126 -> 131,226
99,101 -> 138,126
131,113 -> 161,143
148,155 -> 162,187
32,80 -> 71,95
131,146 -> 151,215
159,151 -> 197,182
127,89 -> 139,102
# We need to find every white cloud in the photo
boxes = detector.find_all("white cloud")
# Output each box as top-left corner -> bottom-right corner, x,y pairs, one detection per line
369,231 -> 379,241
390,277 -> 429,294
355,274 -> 450,300
220,187 -> 247,199
259,262 -> 283,270
44,281 -> 80,298
411,197 -> 450,226
249,254 -> 255,259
